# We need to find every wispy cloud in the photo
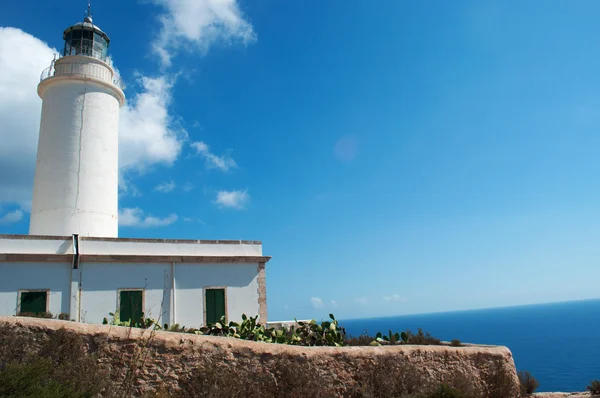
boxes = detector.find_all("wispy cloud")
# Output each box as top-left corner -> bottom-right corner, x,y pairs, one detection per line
334,135 -> 359,162
182,182 -> 194,192
118,174 -> 142,198
0,209 -> 23,225
150,0 -> 256,67
355,297 -> 369,306
311,297 -> 324,309
183,217 -> 205,224
119,207 -> 178,228
330,300 -> 338,309
154,180 -> 176,193
214,189 -> 249,209
191,141 -> 237,171
383,294 -> 407,302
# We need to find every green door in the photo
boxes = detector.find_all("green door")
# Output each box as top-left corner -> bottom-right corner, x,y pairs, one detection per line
119,290 -> 143,324
20,291 -> 47,314
205,289 -> 225,324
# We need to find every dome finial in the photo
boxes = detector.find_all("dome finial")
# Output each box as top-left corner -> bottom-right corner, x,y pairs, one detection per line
84,1 -> 93,23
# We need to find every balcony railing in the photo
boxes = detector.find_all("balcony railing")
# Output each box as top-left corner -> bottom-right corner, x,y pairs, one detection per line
40,59 -> 124,90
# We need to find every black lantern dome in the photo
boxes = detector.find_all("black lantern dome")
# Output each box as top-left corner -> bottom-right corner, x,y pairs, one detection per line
62,14 -> 110,61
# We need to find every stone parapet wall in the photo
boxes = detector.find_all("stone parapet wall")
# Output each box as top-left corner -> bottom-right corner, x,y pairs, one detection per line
0,316 -> 521,397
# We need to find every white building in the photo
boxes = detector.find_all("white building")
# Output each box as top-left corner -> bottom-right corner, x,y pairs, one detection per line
0,12 -> 271,327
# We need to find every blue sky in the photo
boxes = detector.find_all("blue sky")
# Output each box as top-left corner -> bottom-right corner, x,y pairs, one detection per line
1,0 -> 600,321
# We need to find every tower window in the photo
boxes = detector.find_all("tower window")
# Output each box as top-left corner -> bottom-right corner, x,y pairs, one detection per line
19,290 -> 49,315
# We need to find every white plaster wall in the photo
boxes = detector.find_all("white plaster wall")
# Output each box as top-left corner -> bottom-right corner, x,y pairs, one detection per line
174,263 -> 259,328
0,262 -> 71,316
79,240 -> 262,257
79,262 -> 171,324
0,237 -> 72,254
29,76 -> 120,238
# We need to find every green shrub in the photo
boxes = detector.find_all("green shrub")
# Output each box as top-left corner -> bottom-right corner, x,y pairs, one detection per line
345,331 -> 376,346
164,323 -> 187,333
195,313 -> 346,346
451,339 -> 462,347
56,313 -> 70,320
287,314 -> 345,346
587,380 -> 600,395
405,328 -> 442,345
373,329 -> 409,345
102,311 -> 449,349
484,359 -> 519,397
518,371 -> 539,395
0,357 -> 67,397
16,311 -> 53,319
0,328 -> 108,397
102,310 -> 161,330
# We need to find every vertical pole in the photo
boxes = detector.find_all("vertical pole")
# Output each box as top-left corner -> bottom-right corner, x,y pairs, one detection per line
69,234 -> 81,321
170,261 -> 176,326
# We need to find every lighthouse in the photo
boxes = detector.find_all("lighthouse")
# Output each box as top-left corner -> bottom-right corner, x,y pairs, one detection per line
29,10 -> 125,237
1,8 -> 271,327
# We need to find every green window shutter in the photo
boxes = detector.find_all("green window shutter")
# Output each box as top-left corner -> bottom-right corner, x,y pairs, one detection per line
205,289 -> 226,324
120,290 -> 143,324
214,289 -> 225,321
20,291 -> 47,314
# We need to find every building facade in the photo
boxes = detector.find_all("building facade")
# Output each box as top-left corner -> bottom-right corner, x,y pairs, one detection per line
0,235 -> 269,326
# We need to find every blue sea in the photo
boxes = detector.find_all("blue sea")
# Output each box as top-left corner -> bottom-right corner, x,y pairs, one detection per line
340,299 -> 600,392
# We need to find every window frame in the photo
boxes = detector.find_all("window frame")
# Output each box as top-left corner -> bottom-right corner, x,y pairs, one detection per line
17,289 -> 50,314
117,288 -> 145,324
203,286 -> 228,325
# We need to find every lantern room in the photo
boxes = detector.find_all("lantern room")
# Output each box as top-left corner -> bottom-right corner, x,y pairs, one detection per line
62,15 -> 110,61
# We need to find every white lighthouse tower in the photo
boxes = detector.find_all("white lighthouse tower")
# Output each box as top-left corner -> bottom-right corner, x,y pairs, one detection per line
29,9 -> 125,237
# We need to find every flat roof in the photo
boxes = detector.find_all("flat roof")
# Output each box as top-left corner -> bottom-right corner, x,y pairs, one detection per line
0,234 -> 261,245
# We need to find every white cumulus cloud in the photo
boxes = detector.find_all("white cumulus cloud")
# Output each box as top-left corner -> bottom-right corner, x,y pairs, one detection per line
383,294 -> 407,302
119,75 -> 186,172
119,207 -> 178,228
0,210 -> 24,225
191,141 -> 236,171
154,180 -> 177,193
150,0 -> 256,67
0,28 -> 57,208
215,189 -> 249,209
310,297 -> 324,309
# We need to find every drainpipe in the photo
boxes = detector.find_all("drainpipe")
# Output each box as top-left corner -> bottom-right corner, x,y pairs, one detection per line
72,234 -> 80,269
69,234 -> 81,322
171,261 -> 176,326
